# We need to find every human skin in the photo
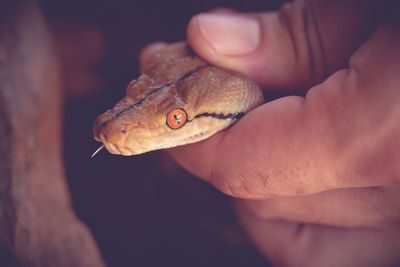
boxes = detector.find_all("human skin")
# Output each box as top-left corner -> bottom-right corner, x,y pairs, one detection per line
140,0 -> 400,266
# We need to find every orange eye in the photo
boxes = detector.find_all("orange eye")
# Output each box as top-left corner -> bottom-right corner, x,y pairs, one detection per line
166,108 -> 187,129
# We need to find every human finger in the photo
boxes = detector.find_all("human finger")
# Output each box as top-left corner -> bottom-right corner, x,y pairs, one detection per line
236,206 -> 400,267
187,0 -> 380,91
170,25 -> 400,198
240,186 -> 400,227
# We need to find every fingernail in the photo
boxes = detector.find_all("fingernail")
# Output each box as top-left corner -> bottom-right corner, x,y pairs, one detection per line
196,13 -> 260,56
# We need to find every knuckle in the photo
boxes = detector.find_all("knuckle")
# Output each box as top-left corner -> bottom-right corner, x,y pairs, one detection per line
278,0 -> 327,85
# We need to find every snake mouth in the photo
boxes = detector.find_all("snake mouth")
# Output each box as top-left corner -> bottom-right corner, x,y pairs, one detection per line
95,135 -> 135,156
102,142 -> 122,155
93,131 -> 118,155
93,129 -> 135,155
93,114 -> 130,155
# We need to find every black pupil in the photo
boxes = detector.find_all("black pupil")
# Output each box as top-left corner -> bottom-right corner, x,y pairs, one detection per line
174,114 -> 180,123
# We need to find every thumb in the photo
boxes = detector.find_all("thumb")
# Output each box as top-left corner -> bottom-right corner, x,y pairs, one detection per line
187,0 -> 378,91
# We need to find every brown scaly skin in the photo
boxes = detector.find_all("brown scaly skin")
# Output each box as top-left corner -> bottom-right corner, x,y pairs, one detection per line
93,42 -> 264,156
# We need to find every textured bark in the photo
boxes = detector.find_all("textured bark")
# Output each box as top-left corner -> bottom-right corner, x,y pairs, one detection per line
0,1 -> 105,266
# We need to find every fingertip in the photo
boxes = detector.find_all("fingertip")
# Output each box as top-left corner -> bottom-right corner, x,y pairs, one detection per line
187,13 -> 262,59
187,12 -> 275,87
186,14 -> 216,61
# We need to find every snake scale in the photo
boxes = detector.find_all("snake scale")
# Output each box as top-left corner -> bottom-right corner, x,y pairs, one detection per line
93,42 -> 264,156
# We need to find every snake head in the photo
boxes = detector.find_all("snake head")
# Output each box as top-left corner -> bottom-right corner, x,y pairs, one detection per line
93,43 -> 263,156
93,75 -> 187,155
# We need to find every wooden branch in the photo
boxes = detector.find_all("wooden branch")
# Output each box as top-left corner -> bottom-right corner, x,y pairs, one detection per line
0,1 -> 106,266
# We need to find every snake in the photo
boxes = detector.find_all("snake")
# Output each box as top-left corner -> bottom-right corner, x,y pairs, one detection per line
92,42 -> 264,156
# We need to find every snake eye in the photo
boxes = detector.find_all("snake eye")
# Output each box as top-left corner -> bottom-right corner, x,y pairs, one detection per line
166,108 -> 187,129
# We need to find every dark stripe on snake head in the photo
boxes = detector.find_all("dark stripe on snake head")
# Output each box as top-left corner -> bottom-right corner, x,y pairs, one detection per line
193,112 -> 244,120
99,66 -> 208,128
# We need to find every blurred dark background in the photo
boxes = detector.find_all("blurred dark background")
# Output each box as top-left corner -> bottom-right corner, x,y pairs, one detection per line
39,1 -> 284,266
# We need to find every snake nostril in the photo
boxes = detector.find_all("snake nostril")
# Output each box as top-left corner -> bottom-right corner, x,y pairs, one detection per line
93,125 -> 101,141
98,117 -> 110,128
94,112 -> 114,129
93,116 -> 110,140
121,127 -> 127,134
99,121 -> 108,128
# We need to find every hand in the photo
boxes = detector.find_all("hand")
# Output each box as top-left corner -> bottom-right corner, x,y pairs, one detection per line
141,0 -> 400,266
